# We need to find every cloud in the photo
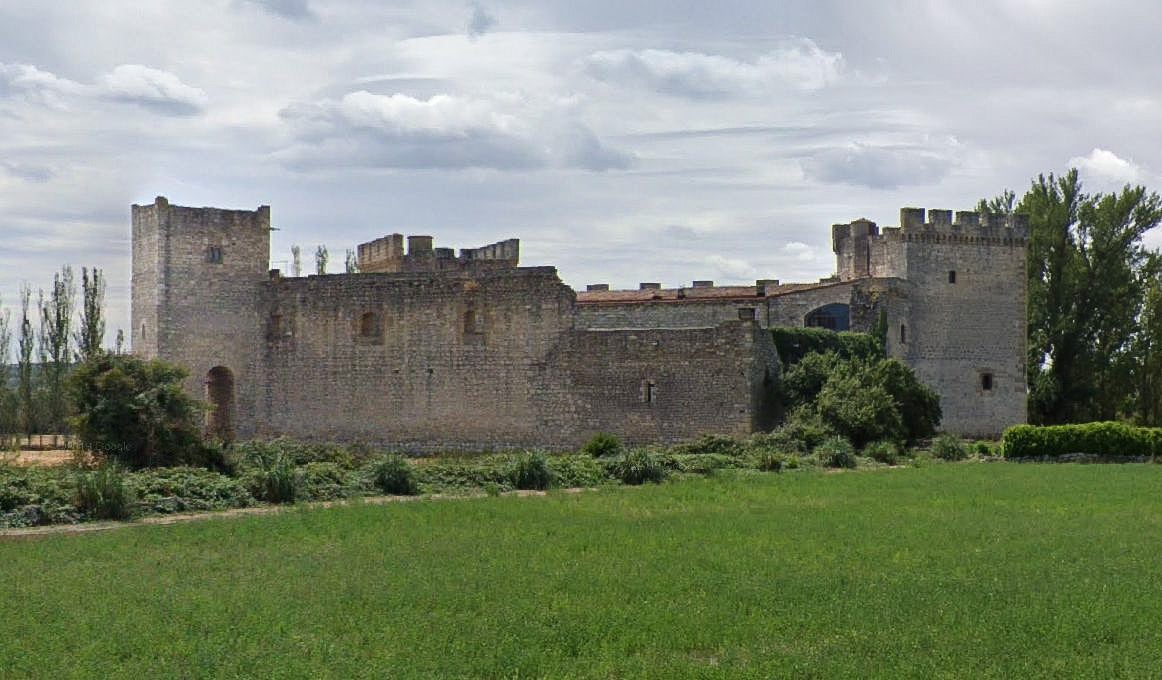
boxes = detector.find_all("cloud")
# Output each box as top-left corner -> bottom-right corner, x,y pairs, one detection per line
236,0 -> 314,20
0,161 -> 53,183
704,254 -> 758,280
782,241 -> 816,262
0,63 -> 85,107
1068,148 -> 1141,185
277,91 -> 631,171
467,2 -> 497,38
584,40 -> 844,97
800,143 -> 954,189
99,65 -> 208,115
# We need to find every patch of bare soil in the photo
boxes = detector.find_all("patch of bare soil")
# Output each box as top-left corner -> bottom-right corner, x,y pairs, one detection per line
3,450 -> 77,467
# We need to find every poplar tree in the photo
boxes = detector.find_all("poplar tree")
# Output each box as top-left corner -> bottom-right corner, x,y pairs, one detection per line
17,285 -> 36,441
75,267 -> 106,360
38,265 -> 75,441
291,245 -> 302,277
315,245 -> 328,275
0,292 -> 15,447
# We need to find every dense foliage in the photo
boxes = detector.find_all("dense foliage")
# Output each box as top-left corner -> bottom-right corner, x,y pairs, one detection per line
781,352 -> 940,446
981,171 -> 1162,424
770,327 -> 884,368
1001,421 -> 1162,459
68,353 -> 208,469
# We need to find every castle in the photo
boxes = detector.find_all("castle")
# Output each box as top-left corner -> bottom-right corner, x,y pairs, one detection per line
131,197 -> 1027,449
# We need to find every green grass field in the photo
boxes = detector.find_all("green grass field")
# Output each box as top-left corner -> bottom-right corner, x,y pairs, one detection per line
3,463 -> 1162,678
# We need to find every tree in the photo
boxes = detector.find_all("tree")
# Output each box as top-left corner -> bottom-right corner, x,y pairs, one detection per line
0,292 -> 15,446
345,248 -> 359,274
38,265 -> 75,441
315,245 -> 328,275
995,170 -> 1162,423
1133,261 -> 1162,425
68,353 -> 208,469
74,267 -> 106,361
17,284 -> 37,440
291,244 -> 302,277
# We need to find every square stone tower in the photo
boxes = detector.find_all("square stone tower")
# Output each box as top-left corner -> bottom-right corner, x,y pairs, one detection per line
131,196 -> 271,441
832,207 -> 1028,436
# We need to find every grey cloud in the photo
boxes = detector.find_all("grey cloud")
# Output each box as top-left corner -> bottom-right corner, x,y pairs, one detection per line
277,91 -> 631,172
236,0 -> 315,20
801,145 -> 954,190
98,65 -> 207,116
0,161 -> 53,183
584,40 -> 843,98
467,3 -> 497,38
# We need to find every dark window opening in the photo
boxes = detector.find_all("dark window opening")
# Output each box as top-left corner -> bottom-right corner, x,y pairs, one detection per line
205,366 -> 235,444
645,380 -> 656,404
804,303 -> 850,331
269,314 -> 284,339
900,324 -> 907,344
981,372 -> 994,391
738,307 -> 756,321
948,270 -> 957,284
359,311 -> 379,338
206,246 -> 224,264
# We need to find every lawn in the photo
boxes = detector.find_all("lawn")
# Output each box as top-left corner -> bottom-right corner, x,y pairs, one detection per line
3,463 -> 1162,678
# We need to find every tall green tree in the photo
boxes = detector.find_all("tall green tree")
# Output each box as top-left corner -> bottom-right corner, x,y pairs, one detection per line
989,170 -> 1162,423
1135,264 -> 1162,425
0,292 -> 15,445
38,265 -> 75,439
75,266 -> 106,360
17,284 -> 37,439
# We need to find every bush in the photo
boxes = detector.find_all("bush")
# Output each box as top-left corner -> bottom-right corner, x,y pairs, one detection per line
369,454 -> 419,495
581,433 -> 622,458
670,453 -> 738,474
771,327 -> 884,368
512,451 -> 554,490
74,465 -> 134,520
547,455 -> 607,488
815,374 -> 903,449
233,438 -> 359,470
245,456 -> 300,504
973,440 -> 998,457
414,456 -> 515,494
747,429 -> 807,456
299,462 -> 358,501
612,449 -> 667,485
1001,422 -> 1162,459
781,408 -> 837,451
672,434 -> 745,457
68,353 -> 208,470
864,440 -> 902,465
815,436 -> 857,469
128,466 -> 254,514
931,434 -> 969,461
755,450 -> 786,472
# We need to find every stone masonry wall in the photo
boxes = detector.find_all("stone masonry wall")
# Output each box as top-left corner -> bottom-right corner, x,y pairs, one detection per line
131,197 -> 271,439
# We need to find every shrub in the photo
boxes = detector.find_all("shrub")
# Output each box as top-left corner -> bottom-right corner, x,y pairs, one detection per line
755,450 -> 785,472
863,440 -> 902,465
128,466 -> 254,514
781,408 -> 837,451
770,327 -> 884,368
815,436 -> 857,469
547,455 -> 607,488
245,456 -> 300,504
1001,422 -> 1162,459
869,359 -> 942,443
815,374 -> 903,449
512,451 -> 554,490
672,434 -> 745,457
414,456 -> 515,494
671,453 -> 738,474
68,353 -> 208,470
612,449 -> 667,485
74,465 -> 134,520
234,438 -> 358,470
747,429 -> 806,456
369,454 -> 419,495
931,433 -> 969,461
300,462 -> 357,501
581,433 -> 622,458
973,440 -> 997,457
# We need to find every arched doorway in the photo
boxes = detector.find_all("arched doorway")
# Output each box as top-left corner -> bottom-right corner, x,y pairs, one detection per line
804,303 -> 851,331
205,366 -> 235,443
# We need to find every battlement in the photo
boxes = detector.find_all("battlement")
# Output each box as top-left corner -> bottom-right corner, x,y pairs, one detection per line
357,234 -> 519,274
896,207 -> 1028,240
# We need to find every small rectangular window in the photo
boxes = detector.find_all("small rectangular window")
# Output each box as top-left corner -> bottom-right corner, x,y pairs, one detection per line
900,324 -> 907,344
645,380 -> 656,404
981,371 -> 994,391
738,307 -> 756,321
948,270 -> 957,284
206,246 -> 223,264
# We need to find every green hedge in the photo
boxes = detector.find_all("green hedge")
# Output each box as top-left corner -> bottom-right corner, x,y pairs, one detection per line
770,327 -> 883,367
1001,422 -> 1162,459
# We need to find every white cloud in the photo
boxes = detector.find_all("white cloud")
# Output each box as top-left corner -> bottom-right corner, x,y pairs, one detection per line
782,241 -> 816,262
1068,148 -> 1141,185
99,64 -> 208,115
277,91 -> 631,171
704,254 -> 758,280
584,40 -> 844,97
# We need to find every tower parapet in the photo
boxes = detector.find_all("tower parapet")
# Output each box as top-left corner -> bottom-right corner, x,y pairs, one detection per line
357,234 -> 519,274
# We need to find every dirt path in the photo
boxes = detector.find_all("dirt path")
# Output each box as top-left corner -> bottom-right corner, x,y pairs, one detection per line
0,488 -> 586,542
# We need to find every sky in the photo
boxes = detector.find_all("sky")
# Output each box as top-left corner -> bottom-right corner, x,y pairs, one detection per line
1,0 -> 1160,352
